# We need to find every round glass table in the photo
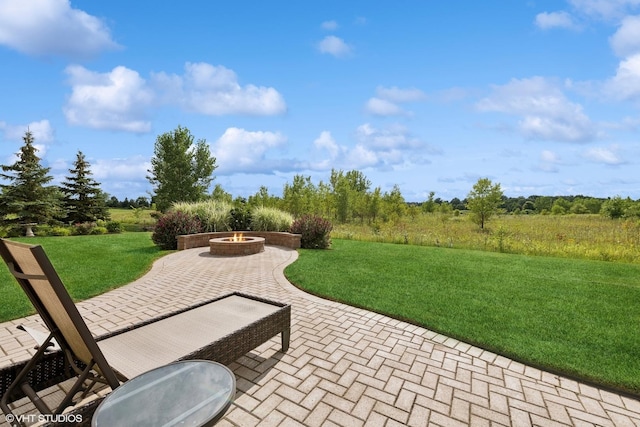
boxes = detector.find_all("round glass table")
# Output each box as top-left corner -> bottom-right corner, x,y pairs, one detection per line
92,360 -> 235,427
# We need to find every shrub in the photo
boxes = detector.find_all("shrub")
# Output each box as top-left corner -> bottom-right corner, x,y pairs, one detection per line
48,227 -> 72,236
230,200 -> 251,231
5,226 -> 23,238
172,200 -> 231,232
230,206 -> 251,231
290,215 -> 333,249
73,222 -> 96,235
106,221 -> 122,233
152,211 -> 203,250
34,226 -> 50,237
90,226 -> 108,235
251,207 -> 293,232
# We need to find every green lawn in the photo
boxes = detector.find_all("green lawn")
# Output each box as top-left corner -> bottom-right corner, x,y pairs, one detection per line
0,233 -> 169,322
109,208 -> 157,232
284,239 -> 640,395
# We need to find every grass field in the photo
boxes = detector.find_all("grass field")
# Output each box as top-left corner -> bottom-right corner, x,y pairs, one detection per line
285,239 -> 640,395
109,207 -> 157,231
333,213 -> 640,263
0,233 -> 168,322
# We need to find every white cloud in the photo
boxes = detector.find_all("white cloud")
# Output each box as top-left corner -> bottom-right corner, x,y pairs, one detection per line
311,131 -> 345,170
64,65 -> 154,133
610,15 -> 640,57
313,131 -> 340,158
537,150 -> 561,172
356,123 -> 423,150
92,156 -> 151,181
568,0 -> 640,20
153,62 -> 286,116
211,128 -> 287,174
63,62 -> 287,133
541,150 -> 561,163
321,20 -> 338,30
0,0 -> 119,58
0,120 -> 54,143
311,124 -> 434,172
436,87 -> 469,103
476,77 -> 597,142
32,144 -> 48,157
346,144 -> 378,168
520,116 -> 594,142
29,121 -> 55,143
365,98 -> 405,116
376,86 -> 426,103
603,53 -> 640,100
365,86 -> 426,116
317,36 -> 352,57
88,155 -> 152,197
583,145 -> 625,164
535,11 -> 579,30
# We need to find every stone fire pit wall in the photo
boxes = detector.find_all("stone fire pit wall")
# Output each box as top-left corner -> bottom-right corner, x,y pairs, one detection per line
209,236 -> 265,256
177,231 -> 301,251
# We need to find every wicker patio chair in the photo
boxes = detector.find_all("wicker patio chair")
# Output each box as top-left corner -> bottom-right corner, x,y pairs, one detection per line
0,239 -> 291,427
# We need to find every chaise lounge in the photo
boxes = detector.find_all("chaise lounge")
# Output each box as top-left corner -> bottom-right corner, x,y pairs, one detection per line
0,239 -> 291,426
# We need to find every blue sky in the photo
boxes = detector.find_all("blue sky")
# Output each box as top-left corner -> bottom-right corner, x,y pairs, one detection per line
1,0 -> 640,202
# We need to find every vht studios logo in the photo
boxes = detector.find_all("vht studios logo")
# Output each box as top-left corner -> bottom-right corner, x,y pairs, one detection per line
4,413 -> 83,425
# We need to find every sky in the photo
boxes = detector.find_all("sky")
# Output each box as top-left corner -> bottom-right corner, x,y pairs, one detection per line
1,0 -> 640,202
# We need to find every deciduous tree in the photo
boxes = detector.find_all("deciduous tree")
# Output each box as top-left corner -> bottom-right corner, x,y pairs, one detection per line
283,175 -> 315,218
147,126 -> 217,212
466,178 -> 503,230
600,196 -> 629,219
248,186 -> 279,208
211,184 -> 232,203
422,191 -> 437,213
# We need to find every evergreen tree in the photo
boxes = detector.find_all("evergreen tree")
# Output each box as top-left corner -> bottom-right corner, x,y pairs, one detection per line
60,151 -> 110,223
0,130 -> 63,229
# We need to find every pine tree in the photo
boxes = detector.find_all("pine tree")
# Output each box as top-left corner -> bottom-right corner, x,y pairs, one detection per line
0,131 -> 63,230
60,151 -> 110,223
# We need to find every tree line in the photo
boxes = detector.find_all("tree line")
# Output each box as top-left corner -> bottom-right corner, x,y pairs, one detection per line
2,126 -> 638,236
422,193 -> 640,218
142,126 -> 640,225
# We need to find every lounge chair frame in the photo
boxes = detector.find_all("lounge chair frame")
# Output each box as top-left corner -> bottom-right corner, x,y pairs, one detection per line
0,239 -> 291,426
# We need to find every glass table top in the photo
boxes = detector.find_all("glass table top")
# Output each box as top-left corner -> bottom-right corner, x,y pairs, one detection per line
92,360 -> 235,427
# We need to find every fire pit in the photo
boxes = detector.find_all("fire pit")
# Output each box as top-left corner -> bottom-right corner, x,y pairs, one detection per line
209,233 -> 265,256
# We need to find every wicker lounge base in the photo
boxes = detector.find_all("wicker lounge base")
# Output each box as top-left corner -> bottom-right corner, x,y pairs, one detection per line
0,292 -> 291,426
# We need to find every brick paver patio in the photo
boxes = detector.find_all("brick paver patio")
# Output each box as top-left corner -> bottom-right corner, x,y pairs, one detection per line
1,245 -> 639,426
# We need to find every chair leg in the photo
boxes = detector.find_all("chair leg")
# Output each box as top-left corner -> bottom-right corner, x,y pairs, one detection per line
1,334 -> 56,421
281,328 -> 290,352
20,382 -> 51,415
0,334 -> 53,414
54,363 -> 96,414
